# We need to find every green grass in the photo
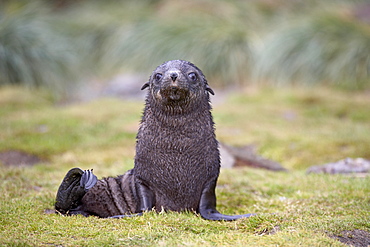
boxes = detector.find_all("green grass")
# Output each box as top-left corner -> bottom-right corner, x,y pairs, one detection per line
215,87 -> 370,169
0,86 -> 369,246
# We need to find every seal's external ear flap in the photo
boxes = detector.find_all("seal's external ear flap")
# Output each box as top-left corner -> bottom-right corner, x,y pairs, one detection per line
206,85 -> 215,95
141,82 -> 150,90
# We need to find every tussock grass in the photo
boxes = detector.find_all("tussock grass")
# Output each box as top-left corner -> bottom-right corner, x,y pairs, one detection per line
3,0 -> 369,93
254,10 -> 370,88
0,3 -> 80,94
0,86 -> 369,246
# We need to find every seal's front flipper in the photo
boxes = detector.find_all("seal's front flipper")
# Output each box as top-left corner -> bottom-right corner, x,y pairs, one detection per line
55,168 -> 97,215
199,179 -> 256,221
200,209 -> 256,221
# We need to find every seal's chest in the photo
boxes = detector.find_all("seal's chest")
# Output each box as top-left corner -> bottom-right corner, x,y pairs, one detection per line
153,178 -> 204,212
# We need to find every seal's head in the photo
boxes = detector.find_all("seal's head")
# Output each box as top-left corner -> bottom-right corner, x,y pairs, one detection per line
141,60 -> 214,105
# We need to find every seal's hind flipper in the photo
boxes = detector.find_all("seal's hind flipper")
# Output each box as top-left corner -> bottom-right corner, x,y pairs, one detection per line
55,168 -> 97,215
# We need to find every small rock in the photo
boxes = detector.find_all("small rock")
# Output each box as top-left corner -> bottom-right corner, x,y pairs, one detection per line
307,158 -> 370,174
44,209 -> 56,214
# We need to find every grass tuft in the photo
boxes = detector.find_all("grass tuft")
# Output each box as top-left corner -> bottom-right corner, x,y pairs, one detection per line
0,3 -> 80,95
254,9 -> 370,88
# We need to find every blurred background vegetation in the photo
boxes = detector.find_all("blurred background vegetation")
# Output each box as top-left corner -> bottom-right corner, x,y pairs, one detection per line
0,0 -> 369,96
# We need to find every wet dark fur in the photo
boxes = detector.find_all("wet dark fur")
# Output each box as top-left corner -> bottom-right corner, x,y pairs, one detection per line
56,60 -> 254,220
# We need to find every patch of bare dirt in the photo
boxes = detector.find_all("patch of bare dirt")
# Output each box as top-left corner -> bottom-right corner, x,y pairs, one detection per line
331,230 -> 370,247
0,150 -> 43,166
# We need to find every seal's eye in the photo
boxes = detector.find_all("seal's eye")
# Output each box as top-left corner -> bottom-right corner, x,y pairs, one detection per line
188,72 -> 197,81
155,73 -> 163,81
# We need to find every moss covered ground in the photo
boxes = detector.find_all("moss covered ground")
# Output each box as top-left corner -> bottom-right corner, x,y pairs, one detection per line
0,86 -> 369,246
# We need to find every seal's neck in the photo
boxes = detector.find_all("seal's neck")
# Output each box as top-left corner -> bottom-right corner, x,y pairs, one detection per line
144,95 -> 213,127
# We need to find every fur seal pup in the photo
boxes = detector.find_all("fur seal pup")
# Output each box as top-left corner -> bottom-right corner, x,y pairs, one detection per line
55,60 -> 255,220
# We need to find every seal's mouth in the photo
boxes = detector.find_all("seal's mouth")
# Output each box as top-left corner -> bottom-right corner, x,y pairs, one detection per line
161,86 -> 186,101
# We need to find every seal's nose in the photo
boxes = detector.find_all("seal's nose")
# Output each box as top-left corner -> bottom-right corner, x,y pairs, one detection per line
170,72 -> 178,82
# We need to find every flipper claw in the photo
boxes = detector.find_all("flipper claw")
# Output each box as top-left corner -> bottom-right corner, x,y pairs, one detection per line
81,169 -> 98,191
